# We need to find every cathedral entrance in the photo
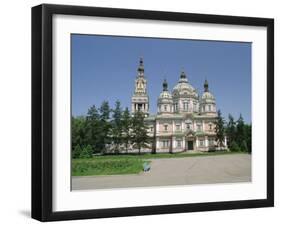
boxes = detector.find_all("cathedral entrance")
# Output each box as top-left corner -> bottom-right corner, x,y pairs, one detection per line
187,141 -> 194,151
185,133 -> 195,151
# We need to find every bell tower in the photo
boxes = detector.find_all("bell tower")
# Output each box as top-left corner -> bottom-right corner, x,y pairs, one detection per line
131,58 -> 149,116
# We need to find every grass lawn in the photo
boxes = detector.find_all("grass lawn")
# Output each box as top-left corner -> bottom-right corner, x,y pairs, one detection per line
72,151 -> 248,176
72,157 -> 150,176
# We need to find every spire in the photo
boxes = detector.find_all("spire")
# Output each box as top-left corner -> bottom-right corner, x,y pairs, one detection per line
204,79 -> 209,92
163,79 -> 168,91
137,57 -> 144,73
179,70 -> 188,83
180,70 -> 186,79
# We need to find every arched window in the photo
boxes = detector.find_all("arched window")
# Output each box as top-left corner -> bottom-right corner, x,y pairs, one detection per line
193,101 -> 197,111
174,103 -> 178,111
183,102 -> 189,111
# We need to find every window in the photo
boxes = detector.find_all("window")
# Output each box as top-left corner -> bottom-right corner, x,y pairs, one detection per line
209,124 -> 212,130
186,123 -> 191,130
150,127 -> 153,132
174,103 -> 178,111
209,138 -> 215,146
200,139 -> 204,146
164,105 -> 167,111
197,124 -> 202,131
183,102 -> 189,111
176,125 -> 181,131
177,140 -> 182,148
208,105 -> 211,111
164,125 -> 168,131
162,140 -> 169,148
193,101 -> 197,111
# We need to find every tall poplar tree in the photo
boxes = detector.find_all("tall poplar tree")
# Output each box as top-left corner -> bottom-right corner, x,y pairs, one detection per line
226,114 -> 236,145
215,110 -> 225,147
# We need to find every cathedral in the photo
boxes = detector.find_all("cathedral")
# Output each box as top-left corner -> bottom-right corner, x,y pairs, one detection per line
131,58 -> 227,152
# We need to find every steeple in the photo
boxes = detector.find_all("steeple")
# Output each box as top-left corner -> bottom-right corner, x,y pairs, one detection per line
158,79 -> 173,115
204,79 -> 209,92
179,70 -> 188,83
137,57 -> 144,74
163,79 -> 168,91
180,71 -> 186,79
131,57 -> 149,116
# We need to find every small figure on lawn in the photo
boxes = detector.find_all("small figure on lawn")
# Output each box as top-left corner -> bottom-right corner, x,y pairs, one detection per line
143,162 -> 151,172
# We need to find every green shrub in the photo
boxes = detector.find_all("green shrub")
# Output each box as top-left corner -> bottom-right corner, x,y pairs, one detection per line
229,141 -> 240,152
240,140 -> 248,153
79,145 -> 93,158
72,144 -> 82,159
208,148 -> 216,152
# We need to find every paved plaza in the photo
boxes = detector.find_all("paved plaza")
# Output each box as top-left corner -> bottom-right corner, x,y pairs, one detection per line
72,154 -> 251,190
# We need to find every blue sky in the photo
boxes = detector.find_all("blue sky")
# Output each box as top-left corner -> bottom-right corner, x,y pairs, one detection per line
72,34 -> 251,123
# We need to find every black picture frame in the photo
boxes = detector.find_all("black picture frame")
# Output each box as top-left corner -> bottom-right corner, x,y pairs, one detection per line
32,3 -> 274,222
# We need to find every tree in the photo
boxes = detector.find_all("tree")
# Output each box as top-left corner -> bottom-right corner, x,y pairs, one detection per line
121,107 -> 132,153
236,114 -> 245,149
151,120 -> 157,154
241,140 -> 248,153
111,100 -> 123,153
215,110 -> 225,147
79,145 -> 93,158
98,101 -> 112,154
72,116 -> 87,152
72,144 -> 82,159
229,141 -> 240,152
244,124 -> 252,153
131,110 -> 150,154
85,105 -> 101,154
226,114 -> 236,146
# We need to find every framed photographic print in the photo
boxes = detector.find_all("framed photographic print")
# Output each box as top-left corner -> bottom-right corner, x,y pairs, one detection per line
32,4 -> 274,222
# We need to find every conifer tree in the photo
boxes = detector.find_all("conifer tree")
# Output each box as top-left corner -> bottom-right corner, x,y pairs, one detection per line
131,110 -> 149,154
71,116 -> 87,153
111,100 -> 123,153
98,101 -> 112,154
85,105 -> 100,154
236,114 -> 245,150
244,124 -> 252,153
121,107 -> 132,153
